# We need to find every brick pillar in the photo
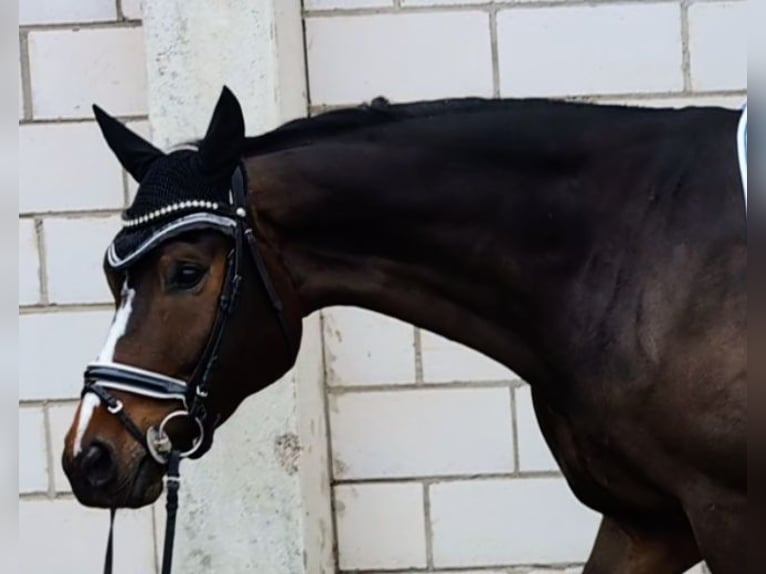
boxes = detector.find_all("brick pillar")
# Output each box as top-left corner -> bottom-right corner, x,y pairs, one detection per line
141,1 -> 333,572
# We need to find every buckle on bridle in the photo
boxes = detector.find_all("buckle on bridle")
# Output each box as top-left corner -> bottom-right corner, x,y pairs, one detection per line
107,399 -> 124,414
146,410 -> 206,464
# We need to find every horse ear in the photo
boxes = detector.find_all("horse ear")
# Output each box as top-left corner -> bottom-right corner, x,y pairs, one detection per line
196,86 -> 245,179
93,105 -> 163,183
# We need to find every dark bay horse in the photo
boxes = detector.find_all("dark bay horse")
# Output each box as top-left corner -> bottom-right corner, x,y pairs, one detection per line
61,87 -> 746,573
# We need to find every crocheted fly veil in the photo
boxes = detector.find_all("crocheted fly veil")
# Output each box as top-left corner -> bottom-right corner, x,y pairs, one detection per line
93,87 -> 247,270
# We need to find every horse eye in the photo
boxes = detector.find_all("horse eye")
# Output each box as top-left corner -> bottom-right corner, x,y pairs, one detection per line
170,263 -> 206,291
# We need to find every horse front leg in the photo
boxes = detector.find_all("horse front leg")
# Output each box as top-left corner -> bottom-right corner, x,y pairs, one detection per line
583,515 -> 701,574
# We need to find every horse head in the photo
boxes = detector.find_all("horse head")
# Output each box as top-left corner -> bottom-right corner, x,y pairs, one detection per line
61,87 -> 302,509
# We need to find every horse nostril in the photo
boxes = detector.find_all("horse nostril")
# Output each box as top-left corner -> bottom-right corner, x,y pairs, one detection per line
80,442 -> 117,489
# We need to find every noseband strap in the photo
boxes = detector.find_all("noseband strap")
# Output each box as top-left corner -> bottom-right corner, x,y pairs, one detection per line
83,161 -> 293,574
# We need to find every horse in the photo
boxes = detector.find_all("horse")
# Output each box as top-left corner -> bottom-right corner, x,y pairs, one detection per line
60,87 -> 746,574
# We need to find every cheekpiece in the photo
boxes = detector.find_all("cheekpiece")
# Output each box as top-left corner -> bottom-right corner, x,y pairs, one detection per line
106,148 -> 240,270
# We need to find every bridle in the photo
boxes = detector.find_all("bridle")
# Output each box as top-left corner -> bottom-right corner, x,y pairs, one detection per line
80,162 -> 292,574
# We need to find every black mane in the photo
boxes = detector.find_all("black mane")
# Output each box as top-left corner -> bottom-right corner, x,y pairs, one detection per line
242,95 -> 729,158
242,96 -> 593,155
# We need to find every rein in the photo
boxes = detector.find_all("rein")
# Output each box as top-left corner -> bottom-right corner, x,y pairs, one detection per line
81,162 -> 292,574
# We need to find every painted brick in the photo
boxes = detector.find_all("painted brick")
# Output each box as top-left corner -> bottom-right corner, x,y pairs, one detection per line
28,27 -> 147,119
44,216 -> 121,304
305,0 -> 391,9
20,310 -> 114,400
430,478 -> 601,567
19,53 -> 24,119
306,12 -> 493,105
19,219 -> 41,306
689,1 -> 747,91
19,122 -> 125,214
369,570 -> 582,574
515,385 -> 559,472
397,570 -> 582,574
20,0 -> 116,25
497,4 -> 683,97
421,330 -> 514,383
596,94 -> 747,110
47,402 -> 79,492
335,483 -> 427,570
330,387 -> 514,479
403,0 -> 484,5
121,0 -> 143,20
324,307 -> 415,386
20,499 -> 155,573
19,407 -> 48,494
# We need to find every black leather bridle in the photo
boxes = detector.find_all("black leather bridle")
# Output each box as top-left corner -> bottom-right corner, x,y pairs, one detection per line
81,162 -> 292,574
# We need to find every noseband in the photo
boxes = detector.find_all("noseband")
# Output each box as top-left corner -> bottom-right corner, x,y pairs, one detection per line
80,162 -> 292,574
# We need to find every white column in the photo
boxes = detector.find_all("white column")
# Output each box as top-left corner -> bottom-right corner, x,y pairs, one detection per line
140,2 -> 334,572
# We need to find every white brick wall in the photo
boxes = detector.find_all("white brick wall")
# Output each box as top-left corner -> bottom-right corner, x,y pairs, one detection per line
335,482 -> 428,570
20,309 -> 114,400
305,1 -> 742,572
19,122 -> 127,213
430,478 -> 601,567
497,3 -> 684,97
306,12 -> 493,105
688,1 -> 747,91
19,407 -> 49,494
20,500 -> 156,573
121,0 -> 144,20
44,216 -> 122,304
18,219 -> 41,306
20,0 -> 117,26
330,387 -> 514,479
18,8 -> 155,571
27,27 -> 147,120
421,330 -> 515,383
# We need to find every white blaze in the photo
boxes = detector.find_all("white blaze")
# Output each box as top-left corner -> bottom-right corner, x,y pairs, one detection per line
72,284 -> 136,457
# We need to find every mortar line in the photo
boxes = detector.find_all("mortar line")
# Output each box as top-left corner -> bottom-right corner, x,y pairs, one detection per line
19,114 -> 148,126
510,385 -> 521,473
334,470 -> 563,485
489,6 -> 501,98
305,0 -> 688,18
681,0 -> 693,92
19,208 -> 123,220
328,379 -> 526,394
34,219 -> 49,305
299,2 -> 314,112
413,327 -> 424,384
19,302 -> 114,314
42,403 -> 56,498
122,169 -> 130,207
19,398 -> 79,408
338,561 -> 585,574
19,31 -> 34,121
423,481 -> 434,569
19,491 -> 75,500
116,0 -> 125,20
151,504 -> 160,574
318,310 -> 342,571
19,20 -> 142,33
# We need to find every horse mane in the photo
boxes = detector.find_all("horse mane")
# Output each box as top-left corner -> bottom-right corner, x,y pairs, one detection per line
242,96 -> 606,156
241,95 -> 724,159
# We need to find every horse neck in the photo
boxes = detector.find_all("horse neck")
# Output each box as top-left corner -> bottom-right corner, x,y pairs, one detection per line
244,104 -> 704,386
